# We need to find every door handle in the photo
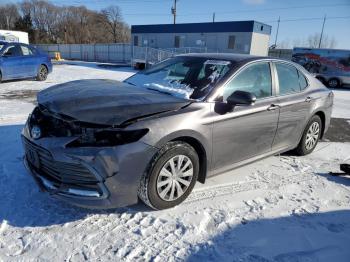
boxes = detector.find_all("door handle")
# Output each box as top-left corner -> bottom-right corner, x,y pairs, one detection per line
267,104 -> 280,111
305,96 -> 312,103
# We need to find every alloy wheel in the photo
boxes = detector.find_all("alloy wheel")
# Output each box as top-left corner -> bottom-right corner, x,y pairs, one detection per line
305,122 -> 320,150
39,66 -> 48,80
328,79 -> 338,88
156,155 -> 194,202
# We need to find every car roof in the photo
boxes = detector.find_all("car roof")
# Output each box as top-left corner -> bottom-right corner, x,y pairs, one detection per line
177,52 -> 284,64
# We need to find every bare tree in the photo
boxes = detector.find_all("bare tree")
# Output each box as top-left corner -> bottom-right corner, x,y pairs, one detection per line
101,5 -> 128,43
1,0 -> 131,44
307,33 -> 337,48
0,4 -> 20,30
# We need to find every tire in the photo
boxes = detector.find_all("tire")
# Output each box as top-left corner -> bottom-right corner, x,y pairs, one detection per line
295,115 -> 322,156
138,141 -> 199,210
327,78 -> 340,88
36,65 -> 48,81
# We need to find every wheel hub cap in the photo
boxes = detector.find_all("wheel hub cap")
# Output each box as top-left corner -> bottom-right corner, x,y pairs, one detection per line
156,155 -> 194,202
305,122 -> 320,150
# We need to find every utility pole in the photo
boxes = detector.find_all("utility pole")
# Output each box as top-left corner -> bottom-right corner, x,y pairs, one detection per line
171,0 -> 177,25
274,16 -> 280,47
212,12 -> 216,23
318,15 -> 326,48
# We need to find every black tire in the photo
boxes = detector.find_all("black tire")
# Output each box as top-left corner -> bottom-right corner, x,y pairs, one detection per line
138,141 -> 199,210
0,71 -> 2,83
295,115 -> 322,156
36,65 -> 48,81
327,78 -> 340,88
316,76 -> 326,85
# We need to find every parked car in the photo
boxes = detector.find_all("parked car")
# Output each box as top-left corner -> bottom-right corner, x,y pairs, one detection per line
0,41 -> 52,82
292,47 -> 350,88
22,54 -> 333,210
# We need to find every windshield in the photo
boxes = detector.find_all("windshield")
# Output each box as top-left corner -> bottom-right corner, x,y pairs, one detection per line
125,56 -> 234,100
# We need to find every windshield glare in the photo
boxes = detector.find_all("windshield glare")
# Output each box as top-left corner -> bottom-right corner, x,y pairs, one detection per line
126,57 -> 233,99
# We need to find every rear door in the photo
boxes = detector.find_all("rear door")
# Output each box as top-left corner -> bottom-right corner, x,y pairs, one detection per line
1,44 -> 23,79
272,62 -> 312,150
211,61 -> 280,173
20,44 -> 38,77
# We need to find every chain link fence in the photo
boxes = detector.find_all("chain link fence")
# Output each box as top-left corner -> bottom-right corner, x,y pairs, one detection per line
35,43 -> 290,65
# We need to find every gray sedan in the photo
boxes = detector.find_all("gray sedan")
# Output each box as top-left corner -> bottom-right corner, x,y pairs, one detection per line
22,54 -> 333,210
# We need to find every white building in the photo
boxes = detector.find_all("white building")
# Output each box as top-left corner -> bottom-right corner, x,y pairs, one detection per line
131,20 -> 271,56
0,30 -> 29,44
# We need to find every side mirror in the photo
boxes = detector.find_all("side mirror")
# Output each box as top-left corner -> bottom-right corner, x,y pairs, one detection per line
227,90 -> 256,106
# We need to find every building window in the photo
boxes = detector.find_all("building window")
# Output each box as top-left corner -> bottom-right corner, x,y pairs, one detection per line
174,36 -> 180,48
134,35 -> 139,46
228,35 -> 236,49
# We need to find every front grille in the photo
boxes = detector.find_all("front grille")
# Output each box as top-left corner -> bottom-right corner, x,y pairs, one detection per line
23,137 -> 100,186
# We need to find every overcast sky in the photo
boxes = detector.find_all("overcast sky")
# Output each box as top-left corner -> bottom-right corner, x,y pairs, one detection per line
1,0 -> 350,49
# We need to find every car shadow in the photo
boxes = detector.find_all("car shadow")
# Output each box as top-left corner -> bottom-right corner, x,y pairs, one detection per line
0,77 -> 37,84
316,172 -> 350,187
186,210 -> 350,262
0,124 -> 149,228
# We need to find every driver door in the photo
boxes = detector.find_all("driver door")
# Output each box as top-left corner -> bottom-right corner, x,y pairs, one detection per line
211,61 -> 280,173
1,44 -> 23,79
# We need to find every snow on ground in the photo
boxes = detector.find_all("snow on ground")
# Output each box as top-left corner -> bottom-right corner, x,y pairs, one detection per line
331,88 -> 350,119
1,62 -> 350,261
0,61 -> 135,125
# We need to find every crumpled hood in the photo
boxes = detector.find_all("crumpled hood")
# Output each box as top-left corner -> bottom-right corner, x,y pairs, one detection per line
37,79 -> 190,126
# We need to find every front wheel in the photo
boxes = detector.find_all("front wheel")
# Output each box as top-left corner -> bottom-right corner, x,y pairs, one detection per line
36,65 -> 48,81
327,78 -> 340,88
138,141 -> 199,210
295,115 -> 322,156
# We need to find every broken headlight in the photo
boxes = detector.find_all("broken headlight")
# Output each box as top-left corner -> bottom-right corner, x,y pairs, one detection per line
66,128 -> 149,147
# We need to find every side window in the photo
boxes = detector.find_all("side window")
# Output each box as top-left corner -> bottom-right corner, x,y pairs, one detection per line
133,35 -> 139,46
20,45 -> 33,56
3,45 -> 17,56
275,63 -> 300,95
298,70 -> 308,90
228,35 -> 236,49
222,62 -> 272,101
174,36 -> 180,48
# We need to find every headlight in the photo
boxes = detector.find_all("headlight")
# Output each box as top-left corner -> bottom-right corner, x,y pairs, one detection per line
66,129 -> 149,147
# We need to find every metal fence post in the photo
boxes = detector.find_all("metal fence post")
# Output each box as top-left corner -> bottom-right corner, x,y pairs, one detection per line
145,47 -> 148,68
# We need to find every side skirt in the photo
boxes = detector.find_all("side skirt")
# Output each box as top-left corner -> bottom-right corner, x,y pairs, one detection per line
207,145 -> 295,178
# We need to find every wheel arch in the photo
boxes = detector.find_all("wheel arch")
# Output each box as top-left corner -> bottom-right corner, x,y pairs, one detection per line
170,136 -> 208,184
39,63 -> 49,71
314,110 -> 326,139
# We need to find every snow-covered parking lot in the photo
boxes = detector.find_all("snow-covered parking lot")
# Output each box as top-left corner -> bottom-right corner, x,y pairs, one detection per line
1,62 -> 350,261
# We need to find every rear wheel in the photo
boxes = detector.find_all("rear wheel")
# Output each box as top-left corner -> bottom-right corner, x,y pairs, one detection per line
138,141 -> 199,210
36,65 -> 48,81
327,78 -> 340,88
295,115 -> 322,156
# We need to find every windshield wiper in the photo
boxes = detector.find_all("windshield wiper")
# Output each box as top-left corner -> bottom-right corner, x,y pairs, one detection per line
146,87 -> 172,96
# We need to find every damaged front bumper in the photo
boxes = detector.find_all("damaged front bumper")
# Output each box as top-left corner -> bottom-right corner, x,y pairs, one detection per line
21,124 -> 158,209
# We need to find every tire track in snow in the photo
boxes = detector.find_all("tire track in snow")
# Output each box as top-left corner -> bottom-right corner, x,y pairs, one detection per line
185,170 -> 315,204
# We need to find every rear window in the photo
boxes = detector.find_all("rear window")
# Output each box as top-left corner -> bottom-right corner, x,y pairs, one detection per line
275,63 -> 301,95
298,70 -> 308,90
20,45 -> 34,56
